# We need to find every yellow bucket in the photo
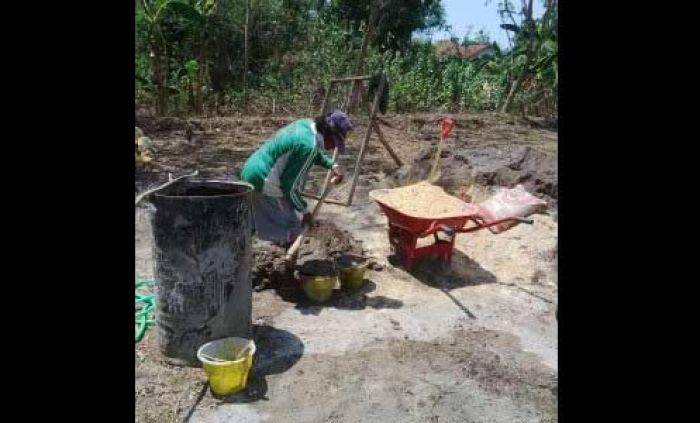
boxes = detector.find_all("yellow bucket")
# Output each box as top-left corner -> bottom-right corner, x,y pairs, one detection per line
301,274 -> 337,303
197,337 -> 256,397
339,265 -> 367,290
336,255 -> 368,291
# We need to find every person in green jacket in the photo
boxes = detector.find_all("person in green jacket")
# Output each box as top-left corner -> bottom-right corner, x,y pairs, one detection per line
241,110 -> 351,247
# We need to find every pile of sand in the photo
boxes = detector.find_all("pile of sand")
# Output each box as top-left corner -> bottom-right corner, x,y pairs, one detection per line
370,181 -> 474,218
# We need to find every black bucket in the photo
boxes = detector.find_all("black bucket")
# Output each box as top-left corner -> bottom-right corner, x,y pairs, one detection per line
149,178 -> 254,365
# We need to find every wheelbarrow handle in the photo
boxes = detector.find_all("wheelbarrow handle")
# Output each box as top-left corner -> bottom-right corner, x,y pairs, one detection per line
453,215 -> 535,233
475,215 -> 534,225
409,216 -> 535,238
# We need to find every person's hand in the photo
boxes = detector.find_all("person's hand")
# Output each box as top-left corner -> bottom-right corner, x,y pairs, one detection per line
331,164 -> 344,184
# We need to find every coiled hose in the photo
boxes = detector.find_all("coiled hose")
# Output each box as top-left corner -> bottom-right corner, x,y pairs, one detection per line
135,279 -> 155,343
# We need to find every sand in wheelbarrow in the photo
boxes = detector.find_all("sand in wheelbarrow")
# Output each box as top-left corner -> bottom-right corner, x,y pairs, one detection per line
372,181 -> 472,218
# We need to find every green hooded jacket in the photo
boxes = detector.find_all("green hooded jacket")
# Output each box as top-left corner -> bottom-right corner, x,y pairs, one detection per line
241,119 -> 335,212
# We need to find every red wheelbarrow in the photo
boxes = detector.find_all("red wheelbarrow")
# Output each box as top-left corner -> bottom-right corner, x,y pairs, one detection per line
369,188 -> 533,270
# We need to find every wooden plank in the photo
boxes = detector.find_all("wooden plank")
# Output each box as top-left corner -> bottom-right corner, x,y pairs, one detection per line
331,75 -> 371,83
301,192 -> 347,206
357,81 -> 402,167
372,120 -> 403,166
376,116 -> 396,129
346,73 -> 386,206
348,3 -> 379,113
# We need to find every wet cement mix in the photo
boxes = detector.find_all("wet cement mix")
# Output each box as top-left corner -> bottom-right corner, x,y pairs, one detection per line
252,219 -> 366,289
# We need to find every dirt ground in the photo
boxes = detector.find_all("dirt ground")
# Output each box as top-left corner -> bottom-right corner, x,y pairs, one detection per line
135,111 -> 558,422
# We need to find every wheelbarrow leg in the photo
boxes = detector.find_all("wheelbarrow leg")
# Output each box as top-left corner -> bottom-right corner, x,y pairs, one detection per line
404,255 -> 414,270
446,235 -> 456,265
400,234 -> 413,270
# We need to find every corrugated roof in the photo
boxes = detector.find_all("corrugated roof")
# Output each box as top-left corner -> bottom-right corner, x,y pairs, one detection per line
434,40 -> 492,59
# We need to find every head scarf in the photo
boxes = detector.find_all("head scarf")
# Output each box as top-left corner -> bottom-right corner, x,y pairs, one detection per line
325,110 -> 353,154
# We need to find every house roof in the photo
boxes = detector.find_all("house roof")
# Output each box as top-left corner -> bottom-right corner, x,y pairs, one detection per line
462,44 -> 492,59
434,40 -> 492,59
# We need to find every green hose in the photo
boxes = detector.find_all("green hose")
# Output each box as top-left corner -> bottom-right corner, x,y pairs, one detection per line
135,279 -> 155,343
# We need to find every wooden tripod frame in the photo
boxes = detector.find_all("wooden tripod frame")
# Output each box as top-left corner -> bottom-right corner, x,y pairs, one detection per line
302,72 -> 403,206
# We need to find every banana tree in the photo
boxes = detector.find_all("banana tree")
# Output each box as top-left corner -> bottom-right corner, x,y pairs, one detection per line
136,0 -> 217,115
495,0 -> 557,114
168,0 -> 219,114
137,0 -> 178,115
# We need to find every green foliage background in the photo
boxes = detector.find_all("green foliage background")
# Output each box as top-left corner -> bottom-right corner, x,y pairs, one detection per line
135,0 -> 557,116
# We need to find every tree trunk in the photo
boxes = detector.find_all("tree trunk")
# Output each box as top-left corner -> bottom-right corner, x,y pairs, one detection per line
500,0 -> 535,113
243,0 -> 249,110
189,79 -> 196,112
501,72 -> 523,113
198,61 -> 206,114
349,1 -> 380,113
151,40 -> 167,116
349,29 -> 370,113
195,41 -> 207,115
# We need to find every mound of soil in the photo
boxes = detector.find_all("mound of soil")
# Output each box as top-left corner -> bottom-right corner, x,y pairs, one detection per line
252,220 -> 364,289
388,144 -> 557,207
299,220 -> 365,262
252,239 -> 290,289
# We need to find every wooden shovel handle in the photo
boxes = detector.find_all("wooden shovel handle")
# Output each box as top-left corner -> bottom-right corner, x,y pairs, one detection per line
285,181 -> 335,261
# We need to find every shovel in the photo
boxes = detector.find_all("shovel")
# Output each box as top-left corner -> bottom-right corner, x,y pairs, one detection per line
285,177 -> 337,262
428,117 -> 455,183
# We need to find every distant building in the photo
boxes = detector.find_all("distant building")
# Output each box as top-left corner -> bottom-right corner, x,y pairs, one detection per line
434,40 -> 494,60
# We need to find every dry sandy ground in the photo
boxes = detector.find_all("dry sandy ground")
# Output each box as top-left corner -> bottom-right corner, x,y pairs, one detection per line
135,112 -> 558,422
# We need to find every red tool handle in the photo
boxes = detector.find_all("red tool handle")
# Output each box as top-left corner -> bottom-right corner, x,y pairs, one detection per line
440,117 -> 455,140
